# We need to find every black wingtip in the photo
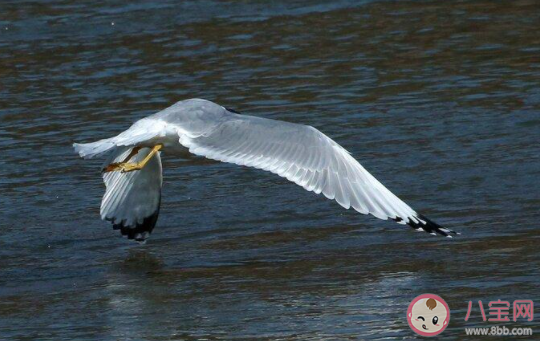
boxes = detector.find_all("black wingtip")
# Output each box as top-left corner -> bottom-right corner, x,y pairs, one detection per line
394,214 -> 459,237
109,206 -> 160,243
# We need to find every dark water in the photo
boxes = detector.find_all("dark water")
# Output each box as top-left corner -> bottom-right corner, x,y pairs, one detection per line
1,0 -> 539,340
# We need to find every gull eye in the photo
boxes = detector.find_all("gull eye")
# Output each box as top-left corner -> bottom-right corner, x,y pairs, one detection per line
417,316 -> 425,321
432,316 -> 438,325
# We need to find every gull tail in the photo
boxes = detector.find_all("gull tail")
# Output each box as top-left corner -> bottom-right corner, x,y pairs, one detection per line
73,137 -> 117,159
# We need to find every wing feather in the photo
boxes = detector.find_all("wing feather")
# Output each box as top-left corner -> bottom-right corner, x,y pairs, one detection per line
178,113 -> 457,236
100,147 -> 162,242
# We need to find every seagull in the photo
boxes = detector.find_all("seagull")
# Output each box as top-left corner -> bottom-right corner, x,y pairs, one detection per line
74,98 -> 458,242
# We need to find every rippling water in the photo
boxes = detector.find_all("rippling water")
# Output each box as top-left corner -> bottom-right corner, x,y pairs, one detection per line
1,0 -> 539,340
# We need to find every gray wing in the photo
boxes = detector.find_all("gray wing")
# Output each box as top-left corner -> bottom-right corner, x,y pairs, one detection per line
178,113 -> 457,236
100,147 -> 162,242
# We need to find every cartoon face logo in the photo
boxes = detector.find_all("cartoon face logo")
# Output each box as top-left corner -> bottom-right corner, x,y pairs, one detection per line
407,294 -> 450,336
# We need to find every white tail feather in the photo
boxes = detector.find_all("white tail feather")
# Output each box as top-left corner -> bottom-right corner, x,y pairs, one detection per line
73,138 -> 117,159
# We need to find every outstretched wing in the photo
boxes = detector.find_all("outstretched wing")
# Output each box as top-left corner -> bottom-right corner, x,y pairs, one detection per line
100,146 -> 162,242
179,112 -> 457,237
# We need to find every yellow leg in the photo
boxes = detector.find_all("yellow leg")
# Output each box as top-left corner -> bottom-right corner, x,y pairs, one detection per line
119,144 -> 163,173
103,147 -> 142,172
103,145 -> 162,173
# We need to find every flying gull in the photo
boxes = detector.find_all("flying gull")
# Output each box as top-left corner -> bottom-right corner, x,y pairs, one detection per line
74,98 -> 458,242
